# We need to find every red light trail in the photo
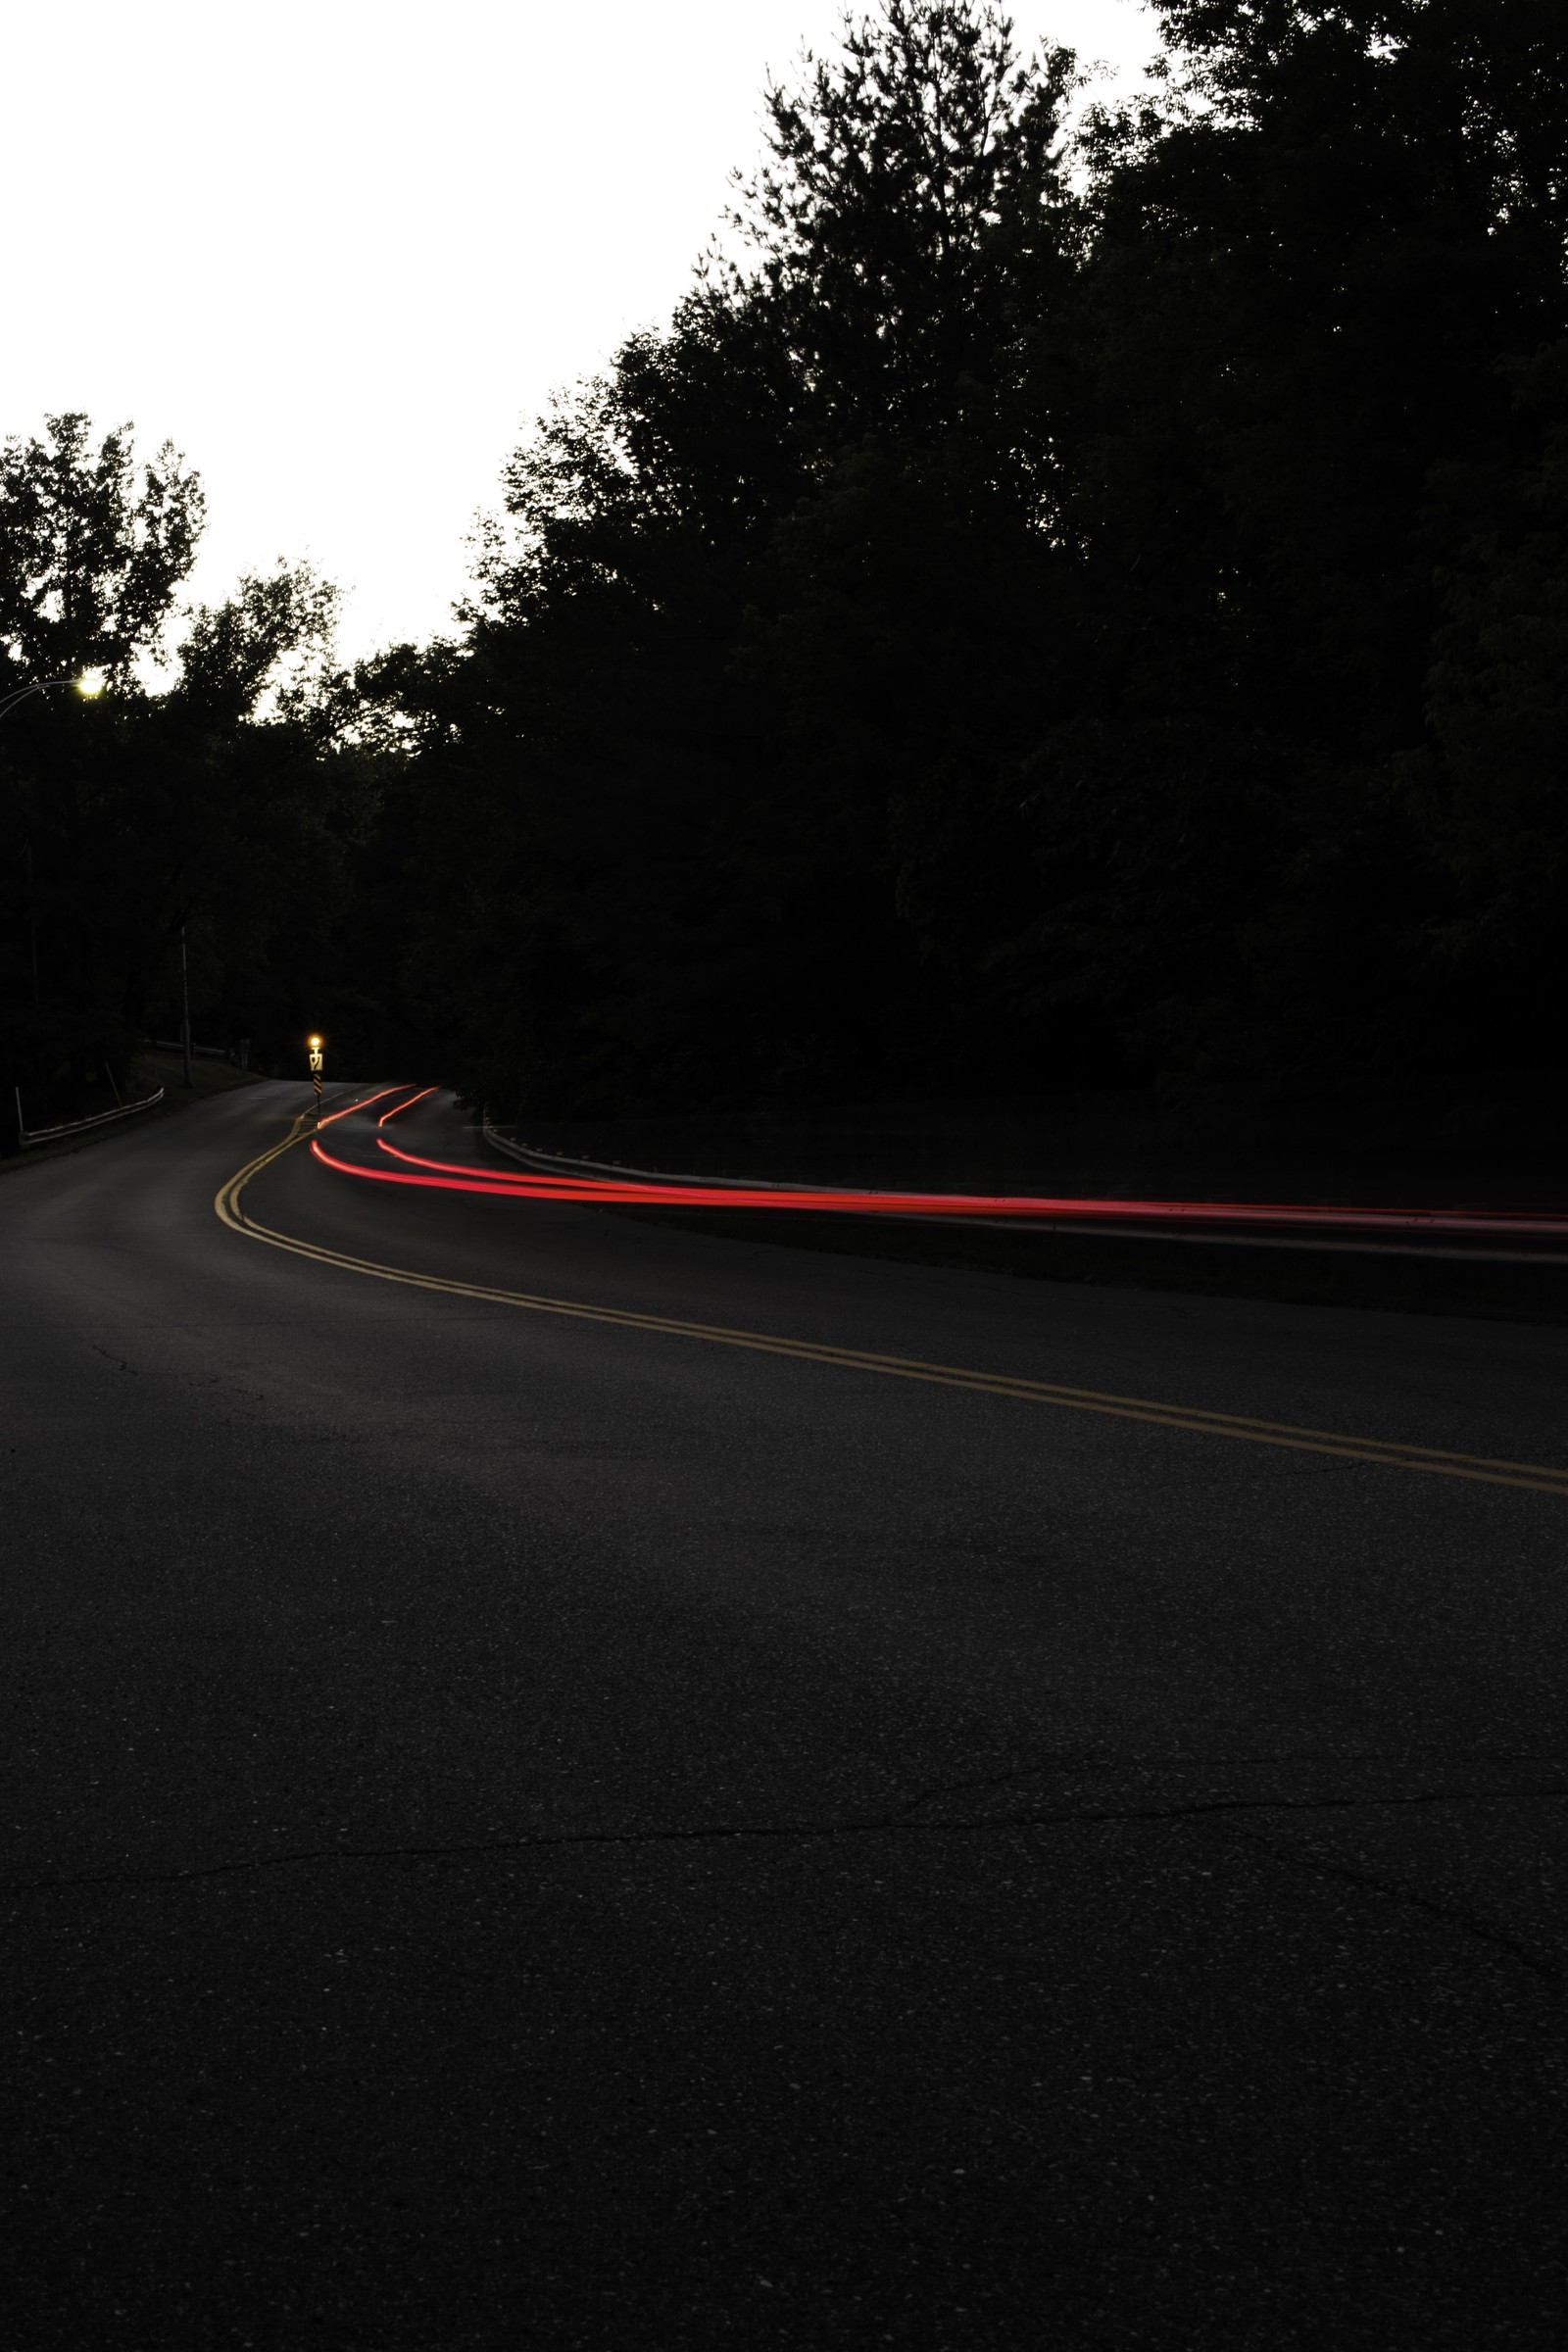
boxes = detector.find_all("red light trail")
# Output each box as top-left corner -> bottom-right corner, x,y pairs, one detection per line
379,1086 -> 438,1125
303,1105 -> 1568,1244
317,1086 -> 409,1130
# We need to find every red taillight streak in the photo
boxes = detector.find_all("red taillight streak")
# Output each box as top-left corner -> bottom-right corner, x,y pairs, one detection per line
377,1086 -> 438,1127
318,1086 -> 407,1129
372,1136 -> 1564,1236
313,1138 -> 558,1196
377,1137 -> 617,1190
322,1132 -> 1568,1237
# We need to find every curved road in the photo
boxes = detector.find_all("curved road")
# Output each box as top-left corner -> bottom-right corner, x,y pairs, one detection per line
6,1083 -> 1567,2348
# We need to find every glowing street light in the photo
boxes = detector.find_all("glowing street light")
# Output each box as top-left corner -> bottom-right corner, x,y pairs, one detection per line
0,669 -> 107,722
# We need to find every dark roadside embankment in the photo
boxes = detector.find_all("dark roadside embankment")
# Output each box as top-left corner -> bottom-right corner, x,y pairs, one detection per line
2,1050 -> 269,1176
487,1071 -> 1568,1324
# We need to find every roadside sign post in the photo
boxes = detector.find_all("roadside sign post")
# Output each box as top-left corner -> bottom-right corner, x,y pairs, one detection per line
179,925 -> 193,1091
308,1033 -> 323,1121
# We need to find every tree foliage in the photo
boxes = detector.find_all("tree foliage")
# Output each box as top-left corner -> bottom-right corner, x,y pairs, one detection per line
11,2 -> 1567,1131
393,0 -> 1566,1121
0,413 -> 205,681
0,421 -> 362,1133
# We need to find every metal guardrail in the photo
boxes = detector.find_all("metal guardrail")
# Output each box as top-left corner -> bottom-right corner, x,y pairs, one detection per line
16,1085 -> 166,1149
479,1122 -> 1568,1264
482,1121 -> 805,1192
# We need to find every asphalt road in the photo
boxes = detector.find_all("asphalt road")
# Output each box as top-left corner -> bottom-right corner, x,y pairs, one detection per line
5,1082 -> 1567,2350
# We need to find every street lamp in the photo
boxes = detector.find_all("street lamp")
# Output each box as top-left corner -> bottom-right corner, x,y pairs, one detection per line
0,670 -> 105,721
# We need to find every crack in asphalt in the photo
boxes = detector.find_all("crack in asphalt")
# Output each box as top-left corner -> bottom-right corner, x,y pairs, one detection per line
6,1777 -> 1566,1983
1217,1820 -> 1566,1984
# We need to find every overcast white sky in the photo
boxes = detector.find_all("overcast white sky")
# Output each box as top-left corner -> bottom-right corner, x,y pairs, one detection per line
2,1 -> 1159,662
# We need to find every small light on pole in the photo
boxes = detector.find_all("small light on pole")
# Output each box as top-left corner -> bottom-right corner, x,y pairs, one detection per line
308,1033 -> 324,1120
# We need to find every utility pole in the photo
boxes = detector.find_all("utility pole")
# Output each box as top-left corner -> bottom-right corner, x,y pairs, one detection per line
23,839 -> 39,1006
179,924 -> 193,1089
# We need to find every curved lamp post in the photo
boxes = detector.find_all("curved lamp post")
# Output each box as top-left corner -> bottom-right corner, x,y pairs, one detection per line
0,669 -> 106,722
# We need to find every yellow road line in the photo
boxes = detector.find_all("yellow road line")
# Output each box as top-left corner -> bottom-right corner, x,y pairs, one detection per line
214,1120 -> 1568,1499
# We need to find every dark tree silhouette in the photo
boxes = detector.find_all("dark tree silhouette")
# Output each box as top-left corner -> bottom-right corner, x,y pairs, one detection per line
0,414 -> 204,682
0,417 -> 360,1138
13,4 -> 1566,1136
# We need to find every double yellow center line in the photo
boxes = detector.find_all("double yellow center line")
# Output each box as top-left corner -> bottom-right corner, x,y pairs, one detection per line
216,1117 -> 1568,1499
